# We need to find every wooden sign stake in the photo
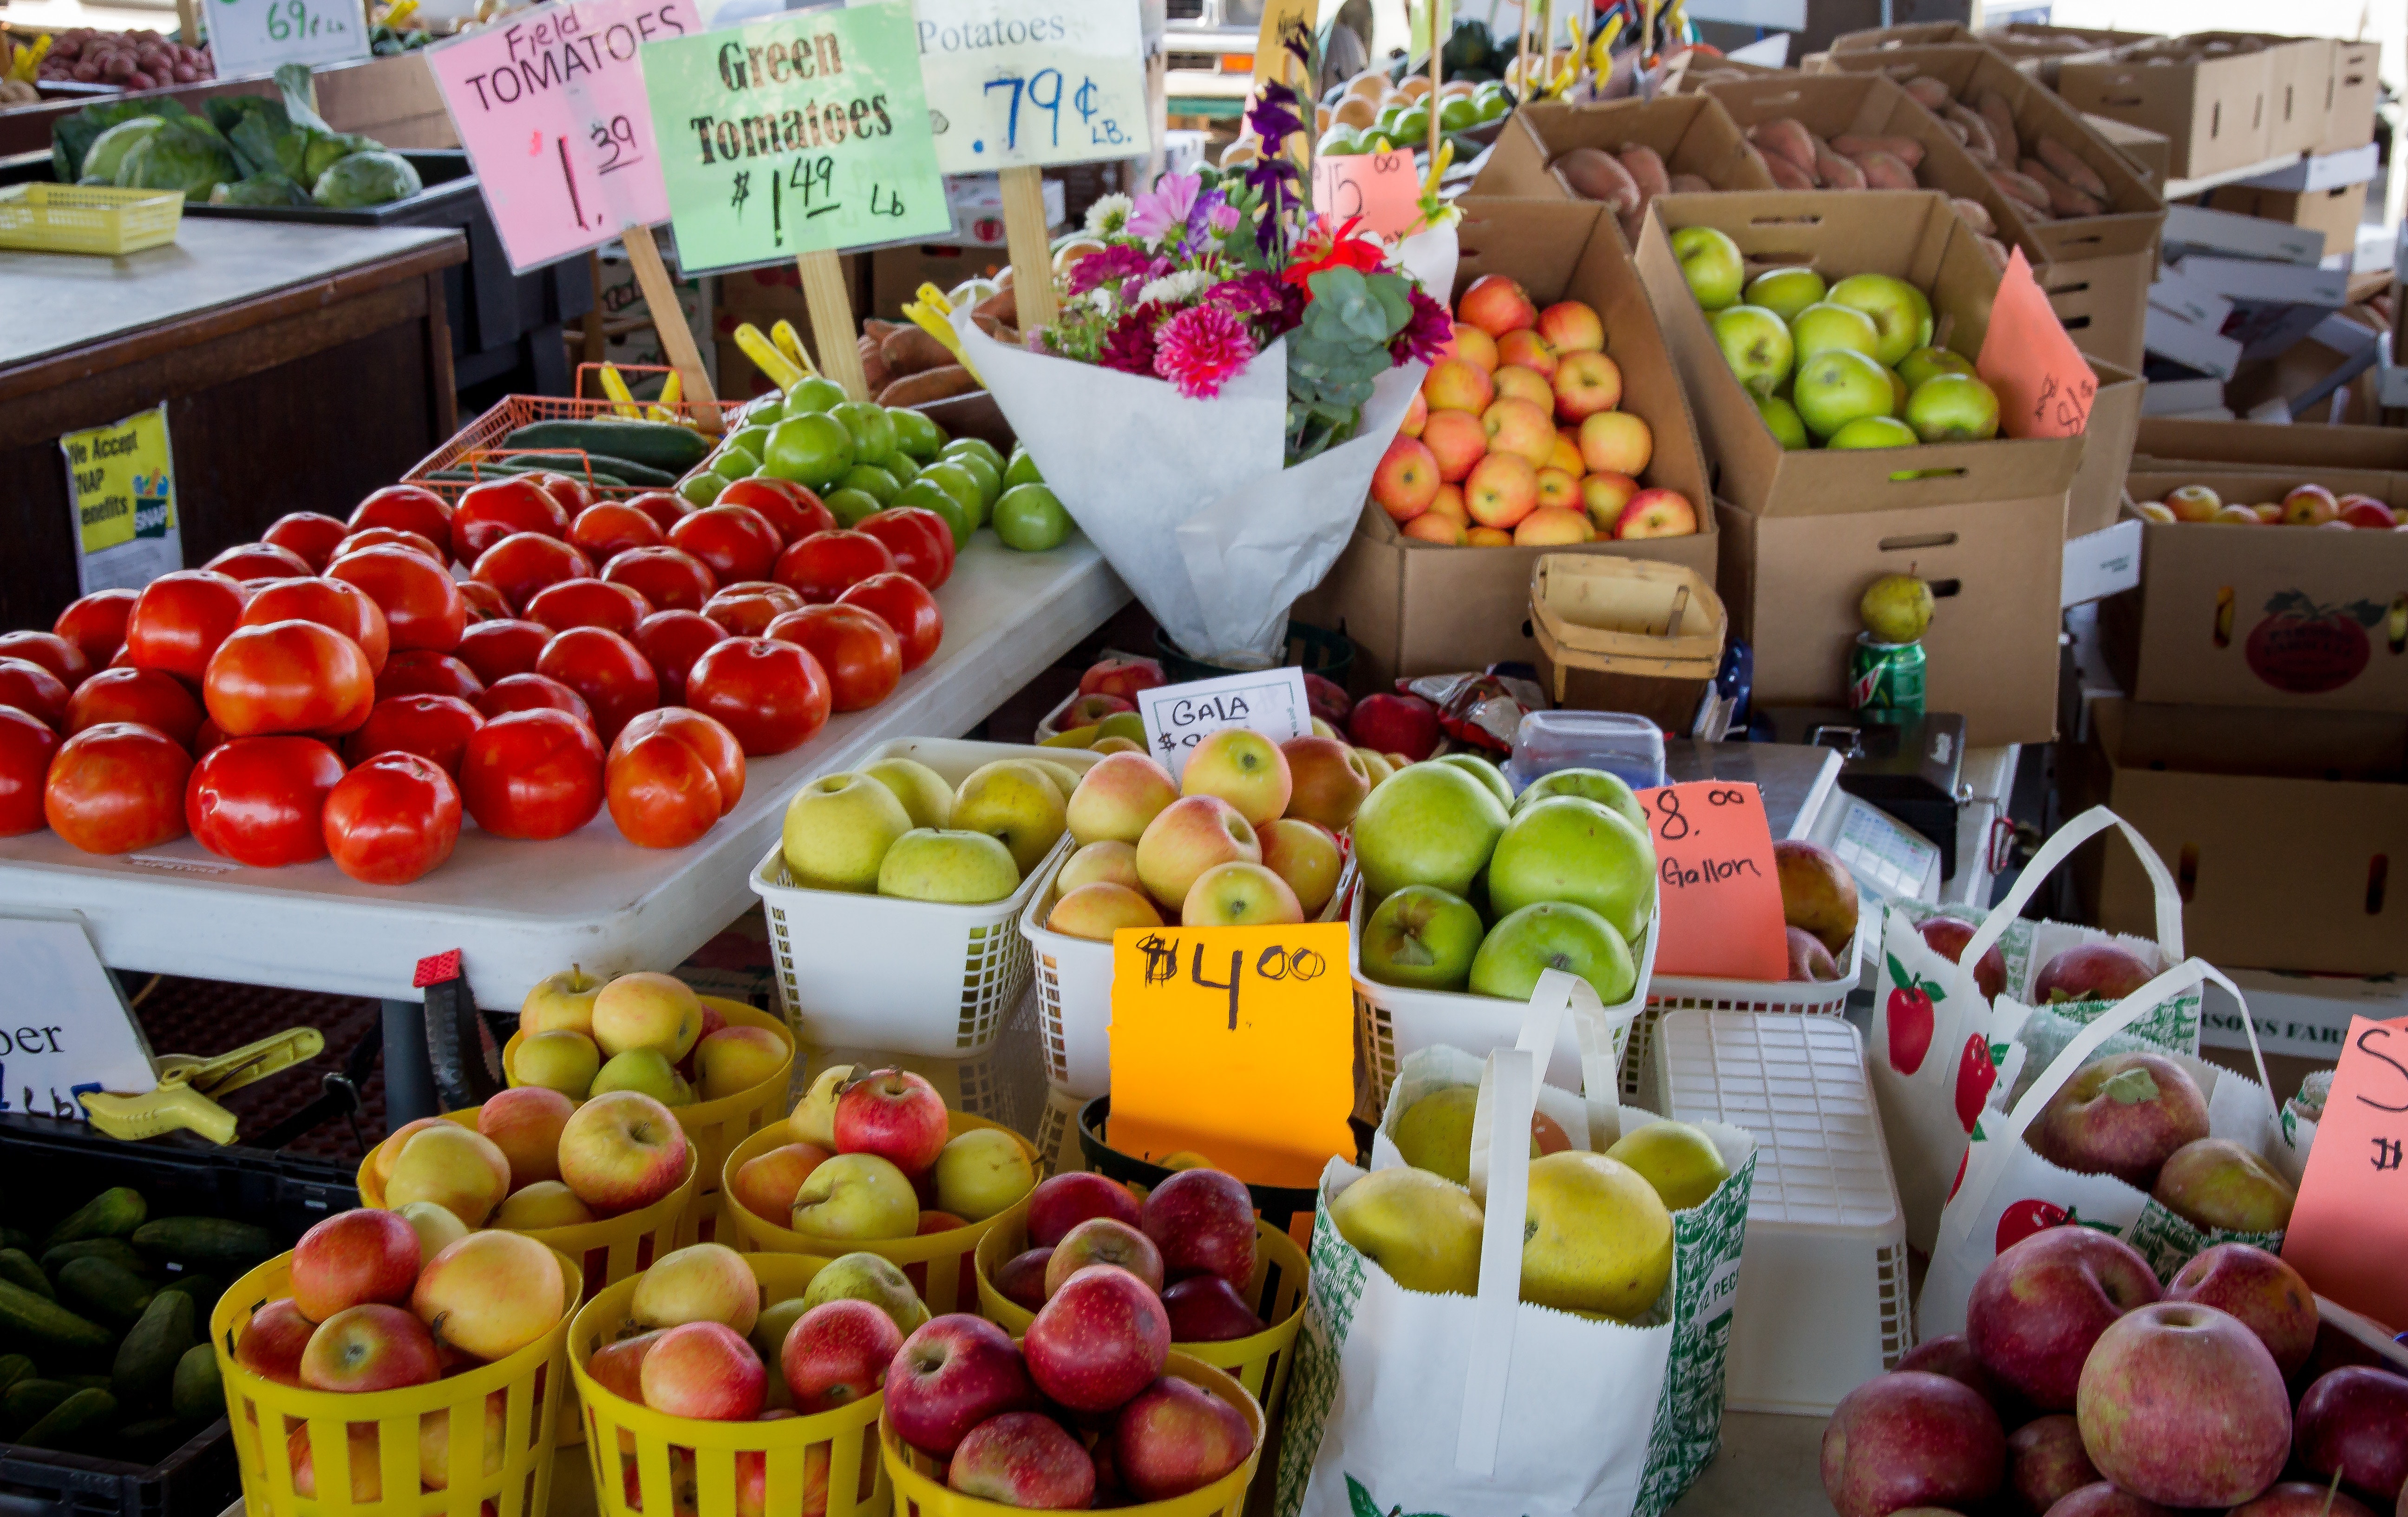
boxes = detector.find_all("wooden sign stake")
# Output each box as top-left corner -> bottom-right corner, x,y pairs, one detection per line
796,250 -> 872,402
621,226 -> 722,434
999,165 -> 1059,334
1426,0 -> 1442,162
175,0 -> 201,51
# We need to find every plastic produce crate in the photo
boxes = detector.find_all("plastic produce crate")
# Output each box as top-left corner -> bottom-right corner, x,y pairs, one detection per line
1622,924 -> 1865,1103
0,184 -> 180,254
0,1116 -> 360,1517
1653,1010 -> 1911,1415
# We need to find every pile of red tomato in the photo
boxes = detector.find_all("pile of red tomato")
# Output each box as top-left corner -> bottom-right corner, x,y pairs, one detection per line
0,470 -> 949,887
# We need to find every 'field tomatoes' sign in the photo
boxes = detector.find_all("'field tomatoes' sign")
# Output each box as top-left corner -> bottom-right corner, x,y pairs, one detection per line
1635,780 -> 1788,981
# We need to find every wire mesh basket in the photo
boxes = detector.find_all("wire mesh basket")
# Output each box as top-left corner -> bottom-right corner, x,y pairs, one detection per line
401,366 -> 745,504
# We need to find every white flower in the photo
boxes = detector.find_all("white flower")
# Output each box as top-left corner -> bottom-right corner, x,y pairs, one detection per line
1137,269 -> 1211,308
1087,285 -> 1118,315
1084,194 -> 1133,236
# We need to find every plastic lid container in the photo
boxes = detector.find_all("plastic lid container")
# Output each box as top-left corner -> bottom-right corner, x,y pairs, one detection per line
1503,709 -> 1666,793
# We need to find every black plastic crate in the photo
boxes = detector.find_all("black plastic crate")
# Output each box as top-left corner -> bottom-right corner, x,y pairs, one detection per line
0,1116 -> 359,1517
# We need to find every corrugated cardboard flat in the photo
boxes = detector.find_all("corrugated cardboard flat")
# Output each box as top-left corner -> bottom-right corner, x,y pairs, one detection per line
2068,355 -> 2145,538
2133,417 -> 2408,472
1467,95 -> 1774,234
1824,21 -> 1977,53
1714,492 -> 2067,744
2067,698 -> 2408,974
1983,25 -> 2159,87
1634,190 -> 2084,517
2101,468 -> 2408,714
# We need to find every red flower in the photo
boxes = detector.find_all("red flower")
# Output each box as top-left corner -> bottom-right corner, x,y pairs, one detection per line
1282,216 -> 1388,289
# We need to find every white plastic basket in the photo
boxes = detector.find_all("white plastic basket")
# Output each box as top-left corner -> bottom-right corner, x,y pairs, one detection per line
1654,1008 -> 1911,1416
1349,888 -> 1658,1109
752,738 -> 1102,1059
1033,688 -> 1080,742
1621,921 -> 1865,1102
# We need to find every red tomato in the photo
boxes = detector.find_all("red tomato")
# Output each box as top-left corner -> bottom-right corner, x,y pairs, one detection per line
857,510 -> 951,589
44,722 -> 193,854
525,471 -> 593,517
669,505 -> 782,584
65,668 -> 204,748
527,578 -> 652,637
203,621 -> 376,738
52,589 -> 139,670
569,502 -> 666,560
0,659 -> 70,730
625,491 -> 692,534
455,619 -> 551,685
715,478 -> 835,545
346,693 -> 483,774
375,650 -> 485,704
477,672 -> 595,729
838,572 -> 943,672
472,532 -> 595,614
0,633 -> 91,693
452,478 -> 570,563
328,546 -> 467,653
351,484 -> 454,546
0,708 -> 59,834
611,707 -> 745,814
773,531 -> 896,605
765,604 -> 900,712
702,582 -> 805,637
685,637 -> 829,756
262,512 -> 352,572
605,733 -> 722,848
206,543 -> 314,582
123,570 -> 248,683
192,719 -> 231,757
632,611 -> 729,705
459,709 -> 605,840
185,735 -> 346,867
604,545 -> 718,613
337,526 -> 448,565
535,627 -> 658,741
459,580 -> 511,622
323,752 -> 461,886
878,506 -> 957,583
240,578 -> 391,675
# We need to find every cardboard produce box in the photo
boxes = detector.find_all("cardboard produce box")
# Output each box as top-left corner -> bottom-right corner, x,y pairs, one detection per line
870,243 -> 1008,319
2132,417 -> 2408,472
1633,190 -> 2084,518
1715,491 -> 2068,744
1467,94 -> 1774,232
2206,181 -> 2368,253
2068,698 -> 2408,974
1982,24 -> 2160,86
1823,21 -> 1978,53
317,53 -> 457,150
2055,35 -> 2340,180
2323,41 -> 2381,153
2067,355 -> 2146,539
2084,113 -> 2170,190
1295,197 -> 1716,694
2101,468 -> 2408,715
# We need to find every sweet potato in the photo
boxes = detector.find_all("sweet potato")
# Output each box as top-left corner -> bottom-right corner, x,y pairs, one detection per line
862,319 -> 902,342
1616,144 -> 1671,201
1948,197 -> 1997,236
877,365 -> 979,407
1901,76 -> 1952,110
1975,90 -> 2021,165
857,338 -> 892,397
1552,147 -> 1641,214
1815,143 -> 1867,189
1988,168 -> 2054,214
1943,104 -> 1998,164
1667,173 -> 1712,193
2035,136 -> 2109,199
1761,151 -> 1817,191
880,325 -> 954,377
1975,235 -> 2011,271
1941,119 -> 1970,145
973,286 -> 1019,326
1833,133 -> 1925,169
1745,118 -> 1818,173
2020,158 -> 2105,217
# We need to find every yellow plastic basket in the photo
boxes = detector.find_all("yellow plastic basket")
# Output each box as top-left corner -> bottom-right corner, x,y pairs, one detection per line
502,997 -> 794,1247
0,184 -> 183,255
971,1218 -> 1308,1421
569,1254 -> 889,1517
212,1245 -> 582,1517
721,1116 -> 1037,1315
881,1353 -> 1264,1517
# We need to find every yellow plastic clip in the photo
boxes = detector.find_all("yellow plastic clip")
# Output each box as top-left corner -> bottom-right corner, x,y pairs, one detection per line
901,284 -> 982,386
769,320 -> 817,376
1422,137 -> 1455,196
733,323 -> 806,392
80,1027 -> 326,1145
597,364 -> 643,419
381,0 -> 419,26
12,37 -> 53,83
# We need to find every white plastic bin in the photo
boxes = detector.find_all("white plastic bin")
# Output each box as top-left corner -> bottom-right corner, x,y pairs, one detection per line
1623,923 -> 1865,1104
1654,1009 -> 1912,1415
751,738 -> 1101,1059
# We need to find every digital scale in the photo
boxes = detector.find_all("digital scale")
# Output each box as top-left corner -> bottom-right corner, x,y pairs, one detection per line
1760,706 -> 1965,886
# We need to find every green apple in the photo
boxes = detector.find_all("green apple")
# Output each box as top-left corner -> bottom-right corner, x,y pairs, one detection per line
1351,763 -> 1510,902
1743,266 -> 1826,324
1360,885 -> 1485,992
1605,1120 -> 1731,1210
799,1250 -> 929,1333
1670,225 -> 1746,311
1755,394 -> 1809,450
783,376 -> 848,415
750,1299 -> 811,1366
1826,272 -> 1932,368
1003,447 -> 1044,489
1393,103 -> 1431,144
1711,305 -> 1793,397
1513,767 -> 1644,831
765,413 -> 856,489
942,437 -> 1007,476
859,756 -> 954,830
1828,415 -> 1919,449
1469,901 -> 1637,1003
830,401 -> 896,467
589,1047 -> 681,1102
1788,301 -> 1881,365
1485,795 -> 1656,939
917,460 -> 987,532
876,828 -> 1021,904
1319,125 -> 1361,156
1793,349 -> 1897,440
1473,82 -> 1511,121
1904,373 -> 2000,441
512,1029 -> 601,1098
1438,94 -> 1480,132
840,464 -> 901,505
824,488 -> 882,527
1897,345 -> 1976,390
952,759 -> 1067,873
994,483 -> 1072,552
782,773 -> 913,892
888,407 -> 946,460
1434,753 -> 1512,810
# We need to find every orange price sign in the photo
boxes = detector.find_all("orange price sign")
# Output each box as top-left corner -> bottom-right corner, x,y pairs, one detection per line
1308,149 -> 1422,237
1108,922 -> 1356,1188
2280,1015 -> 2408,1331
1976,247 -> 2096,440
1634,780 -> 1788,982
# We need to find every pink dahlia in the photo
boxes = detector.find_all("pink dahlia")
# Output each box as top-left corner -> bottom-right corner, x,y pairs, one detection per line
1152,304 -> 1257,399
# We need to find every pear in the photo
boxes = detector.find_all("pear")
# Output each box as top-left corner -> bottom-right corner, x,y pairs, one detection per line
1858,573 -> 1935,644
1520,1151 -> 1671,1320
1605,1120 -> 1731,1211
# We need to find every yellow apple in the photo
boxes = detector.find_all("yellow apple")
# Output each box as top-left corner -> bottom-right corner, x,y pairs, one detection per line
1604,1120 -> 1731,1211
592,971 -> 703,1060
373,1116 -> 445,1187
417,1392 -> 506,1491
792,1152 -> 919,1240
1280,736 -> 1372,832
781,772 -> 914,893
1134,795 -> 1260,910
1031,760 -> 1084,802
557,1090 -> 689,1214
1065,752 -> 1179,847
1047,882 -> 1164,941
695,1025 -> 786,1100
1519,1151 -> 1671,1319
932,1128 -> 1035,1221
857,756 -> 954,830
412,1229 -> 565,1360
1356,749 -> 1396,787
875,828 -> 1021,904
952,761 -> 1069,874
1058,839 -> 1142,894
1180,727 -> 1293,826
393,1201 -> 469,1264
493,1181 -> 595,1230
1182,860 -> 1304,927
519,965 -> 601,1037
387,1124 -> 511,1228
798,1251 -> 929,1336
589,1047 -> 681,1102
1328,1167 -> 1484,1294
1311,716 -> 1342,739
788,1064 -> 854,1148
1258,817 -> 1342,915
511,1029 -> 600,1098
632,1241 -> 760,1333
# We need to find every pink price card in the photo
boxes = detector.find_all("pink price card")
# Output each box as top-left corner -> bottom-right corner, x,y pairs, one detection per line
1976,247 -> 2095,440
1308,148 -> 1423,239
424,0 -> 701,274
2281,1015 -> 2408,1333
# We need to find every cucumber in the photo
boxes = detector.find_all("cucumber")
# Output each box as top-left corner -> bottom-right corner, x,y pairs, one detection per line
579,454 -> 674,486
56,1256 -> 154,1329
155,1274 -> 216,1308
64,1374 -> 111,1392
42,1188 -> 146,1251
113,1290 -> 196,1411
0,1229 -> 32,1255
45,1237 -> 154,1279
0,1278 -> 113,1354
502,418 -> 709,474
19,1387 -> 116,1450
118,1415 -> 187,1463
2,1379 -> 78,1432
0,1250 -> 53,1300
132,1217 -> 277,1273
0,1355 -> 35,1392
170,1343 -> 221,1423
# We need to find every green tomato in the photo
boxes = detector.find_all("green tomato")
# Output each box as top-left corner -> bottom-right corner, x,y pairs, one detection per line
831,400 -> 897,469
950,453 -> 1002,512
993,484 -> 1072,552
1003,447 -> 1043,489
894,478 -> 969,548
1317,126 -> 1361,157
783,376 -> 849,415
941,437 -> 1007,476
1393,104 -> 1431,143
1473,82 -> 1511,121
677,471 -> 730,507
763,413 -> 856,489
888,407 -> 947,460
917,460 -> 986,532
839,464 -> 901,506
886,452 -> 922,486
823,487 -> 884,528
726,426 -> 772,462
1438,95 -> 1480,133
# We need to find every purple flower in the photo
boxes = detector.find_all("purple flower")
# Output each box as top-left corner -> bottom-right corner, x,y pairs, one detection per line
1390,286 -> 1454,366
1062,242 -> 1157,296
1206,270 -> 1290,316
1153,304 -> 1257,398
1128,171 -> 1202,244
1245,81 -> 1304,153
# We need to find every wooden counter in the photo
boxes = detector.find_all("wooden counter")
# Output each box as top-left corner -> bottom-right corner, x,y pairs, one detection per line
0,217 -> 466,630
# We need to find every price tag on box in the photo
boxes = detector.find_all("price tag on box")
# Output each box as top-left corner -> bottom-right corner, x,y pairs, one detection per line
1309,148 -> 1421,237
207,0 -> 369,80
1135,667 -> 1310,782
640,0 -> 950,271
425,0 -> 700,275
890,0 -> 1149,173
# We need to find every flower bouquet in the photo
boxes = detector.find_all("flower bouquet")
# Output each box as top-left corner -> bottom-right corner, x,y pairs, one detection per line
954,52 -> 1459,666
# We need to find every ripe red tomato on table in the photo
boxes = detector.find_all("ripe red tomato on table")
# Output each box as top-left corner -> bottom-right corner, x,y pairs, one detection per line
765,604 -> 900,712
604,545 -> 717,613
0,659 -> 70,730
375,650 -> 485,704
0,631 -> 93,692
262,512 -> 352,572
702,582 -> 805,638
536,628 -> 657,742
670,505 -> 782,584
774,531 -> 895,605
632,611 -> 728,705
604,732 -> 721,848
477,673 -> 594,729
0,708 -> 59,835
611,708 -> 743,814
716,479 -> 833,546
52,589 -> 138,670
123,570 -> 248,683
350,484 -> 453,546
44,722 -> 192,854
623,491 -> 691,534
240,578 -> 391,675
472,532 -> 594,614
684,637 -> 828,756
528,578 -> 652,638
328,546 -> 466,654
186,735 -> 346,867
346,694 -> 483,775
65,669 -> 203,748
452,478 -> 569,563
856,510 -> 951,590
337,526 -> 447,566
206,542 -> 313,583
455,620 -> 552,685
838,572 -> 942,672
458,580 -> 511,622
526,471 -> 593,516
203,621 -> 376,737
569,502 -> 666,560
324,752 -> 461,885
459,708 -> 605,839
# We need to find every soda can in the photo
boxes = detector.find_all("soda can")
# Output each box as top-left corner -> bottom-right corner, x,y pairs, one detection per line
1849,631 -> 1926,720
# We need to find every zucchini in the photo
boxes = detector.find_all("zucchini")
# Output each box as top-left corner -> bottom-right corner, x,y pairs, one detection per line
44,1237 -> 154,1279
19,1387 -> 116,1450
2,1379 -> 77,1433
0,1250 -> 52,1300
0,1278 -> 112,1354
502,418 -> 710,474
131,1217 -> 277,1273
57,1256 -> 153,1328
113,1291 -> 196,1411
42,1187 -> 145,1251
170,1343 -> 221,1423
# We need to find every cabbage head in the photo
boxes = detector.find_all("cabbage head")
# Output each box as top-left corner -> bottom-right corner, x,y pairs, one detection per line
311,150 -> 421,209
211,175 -> 313,207
84,117 -> 166,186
115,118 -> 238,203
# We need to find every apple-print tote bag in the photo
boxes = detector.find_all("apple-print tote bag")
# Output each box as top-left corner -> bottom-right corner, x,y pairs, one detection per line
1919,956 -> 2307,1338
1872,807 -> 2195,1253
1273,971 -> 1758,1517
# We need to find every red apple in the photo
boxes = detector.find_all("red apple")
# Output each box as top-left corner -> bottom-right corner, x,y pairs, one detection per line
947,1411 -> 1097,1508
477,1084 -> 575,1191
2030,1051 -> 2210,1189
1043,1217 -> 1165,1297
1112,1376 -> 1254,1501
587,1328 -> 661,1404
885,1314 -> 1040,1459
2074,1301 -> 2290,1507
1162,1275 -> 1265,1343
2232,1484 -> 2382,1517
1023,1265 -> 1169,1414
995,1248 -> 1053,1313
639,1320 -> 766,1421
2296,1367 -> 2408,1505
237,1297 -> 319,1385
2163,1243 -> 2318,1377
1819,1370 -> 2006,1517
1080,659 -> 1165,704
291,1208 -> 422,1323
2044,1482 -> 2181,1517
1140,1169 -> 1256,1291
1897,1333 -> 2025,1424
1346,693 -> 1440,762
2007,1414 -> 2098,1516
779,1297 -> 902,1413
1968,1228 -> 2160,1411
300,1303 -> 443,1392
2337,497 -> 2398,531
2032,943 -> 2156,1005
832,1068 -> 949,1176
1026,1172 -> 1141,1248
1918,918 -> 2007,1001
1303,672 -> 1351,726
